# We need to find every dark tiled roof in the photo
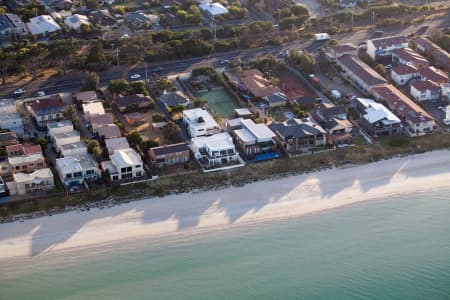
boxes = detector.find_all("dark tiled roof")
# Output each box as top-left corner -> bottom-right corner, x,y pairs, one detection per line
159,91 -> 189,107
263,92 -> 287,105
369,36 -> 408,49
150,143 -> 190,156
410,80 -> 440,91
337,54 -> 387,87
391,65 -> 417,75
419,67 -> 449,84
392,48 -> 428,66
269,118 -> 325,139
115,94 -> 152,108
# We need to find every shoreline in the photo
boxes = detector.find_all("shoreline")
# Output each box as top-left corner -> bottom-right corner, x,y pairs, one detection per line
1,150 -> 450,260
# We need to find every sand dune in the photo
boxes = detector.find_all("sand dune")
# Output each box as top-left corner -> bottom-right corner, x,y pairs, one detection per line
1,150 -> 450,260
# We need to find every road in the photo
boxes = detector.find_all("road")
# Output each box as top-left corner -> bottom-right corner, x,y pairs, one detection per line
1,13 -> 449,99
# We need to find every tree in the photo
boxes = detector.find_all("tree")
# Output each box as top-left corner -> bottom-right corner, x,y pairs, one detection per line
129,81 -> 148,95
85,42 -> 108,71
83,71 -> 99,91
109,79 -> 130,94
80,23 -> 92,34
48,39 -> 77,75
162,121 -> 181,143
374,64 -> 387,77
87,140 -> 100,153
92,146 -> 103,162
140,139 -> 159,152
127,131 -> 143,146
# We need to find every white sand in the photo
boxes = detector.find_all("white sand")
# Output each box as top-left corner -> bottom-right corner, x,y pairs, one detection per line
1,150 -> 450,260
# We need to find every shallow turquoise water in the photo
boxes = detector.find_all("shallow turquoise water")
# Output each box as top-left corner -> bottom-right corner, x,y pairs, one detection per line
0,189 -> 449,300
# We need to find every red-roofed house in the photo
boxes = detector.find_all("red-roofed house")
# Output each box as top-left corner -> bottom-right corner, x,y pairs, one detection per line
28,97 -> 66,128
419,67 -> 449,85
390,65 -> 419,85
410,80 -> 441,102
392,48 -> 429,70
371,84 -> 435,136
239,69 -> 281,98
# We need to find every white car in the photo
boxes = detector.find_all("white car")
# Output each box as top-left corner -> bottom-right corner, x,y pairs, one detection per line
13,88 -> 26,95
220,59 -> 230,65
36,91 -> 45,97
130,74 -> 141,79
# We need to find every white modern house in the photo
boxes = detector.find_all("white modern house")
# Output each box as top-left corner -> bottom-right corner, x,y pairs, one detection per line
190,132 -> 242,170
366,36 -> 409,60
26,15 -> 62,36
60,141 -> 88,157
55,155 -> 100,188
12,168 -> 54,195
53,131 -> 81,153
183,108 -> 221,138
82,101 -> 105,123
442,83 -> 450,101
102,148 -> 144,181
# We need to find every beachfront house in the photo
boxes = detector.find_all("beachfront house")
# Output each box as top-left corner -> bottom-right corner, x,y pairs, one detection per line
355,98 -> 402,137
312,105 -> 353,145
55,155 -> 100,188
269,118 -> 326,154
148,143 -> 191,167
105,137 -> 130,155
102,148 -> 144,181
183,108 -> 221,138
229,118 -> 278,160
12,168 -> 54,195
190,132 -> 241,170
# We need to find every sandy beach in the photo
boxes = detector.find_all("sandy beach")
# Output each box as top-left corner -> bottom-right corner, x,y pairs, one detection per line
1,150 -> 450,260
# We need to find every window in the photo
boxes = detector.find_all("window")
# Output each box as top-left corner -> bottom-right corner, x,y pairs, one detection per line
121,167 -> 126,173
136,171 -> 142,177
112,175 -> 119,181
86,169 -> 93,175
66,173 -> 72,179
126,167 -> 132,172
74,172 -> 82,177
135,165 -> 141,169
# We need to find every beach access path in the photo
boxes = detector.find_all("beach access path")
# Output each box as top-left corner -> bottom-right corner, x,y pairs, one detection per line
1,150 -> 450,260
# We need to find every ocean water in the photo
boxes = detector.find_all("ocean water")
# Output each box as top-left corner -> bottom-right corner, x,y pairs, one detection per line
0,189 -> 450,300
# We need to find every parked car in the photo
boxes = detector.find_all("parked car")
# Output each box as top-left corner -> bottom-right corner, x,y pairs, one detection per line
36,91 -> 45,97
130,74 -> 141,79
13,88 -> 26,95
220,59 -> 230,65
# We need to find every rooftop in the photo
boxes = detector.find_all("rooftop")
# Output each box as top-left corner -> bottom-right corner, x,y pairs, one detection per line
391,64 -> 418,75
392,47 -> 428,67
56,155 -> 97,173
371,84 -> 433,124
150,142 -> 190,156
97,124 -> 121,139
269,118 -> 326,139
356,98 -> 401,125
27,15 -> 61,35
159,91 -> 189,108
192,132 -> 235,152
29,97 -> 65,115
183,108 -> 219,128
331,43 -> 357,54
105,137 -> 130,154
240,69 -> 281,98
115,94 -> 152,108
410,80 -> 440,91
419,67 -> 449,84
337,54 -> 387,87
13,168 -> 53,183
47,120 -> 73,130
199,2 -> 229,16
111,148 -> 142,168
368,35 -> 408,49
91,113 -> 114,126
74,90 -> 98,103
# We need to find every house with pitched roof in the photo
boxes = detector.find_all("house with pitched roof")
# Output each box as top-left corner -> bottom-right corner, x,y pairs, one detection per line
26,15 -> 62,37
371,84 -> 435,136
6,144 -> 46,174
90,113 -> 114,133
0,13 -> 28,41
269,118 -> 326,154
410,80 -> 441,102
355,98 -> 402,137
390,65 -> 419,86
366,36 -> 409,60
238,69 -> 281,99
336,54 -> 387,94
327,43 -> 357,61
159,91 -> 190,110
64,14 -> 90,32
391,48 -> 429,70
416,37 -> 450,72
149,142 -> 191,167
418,67 -> 449,85
115,94 -> 153,113
312,105 -> 353,145
28,97 -> 66,128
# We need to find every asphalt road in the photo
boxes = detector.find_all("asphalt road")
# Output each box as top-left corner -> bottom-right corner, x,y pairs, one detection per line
1,13 -> 449,99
